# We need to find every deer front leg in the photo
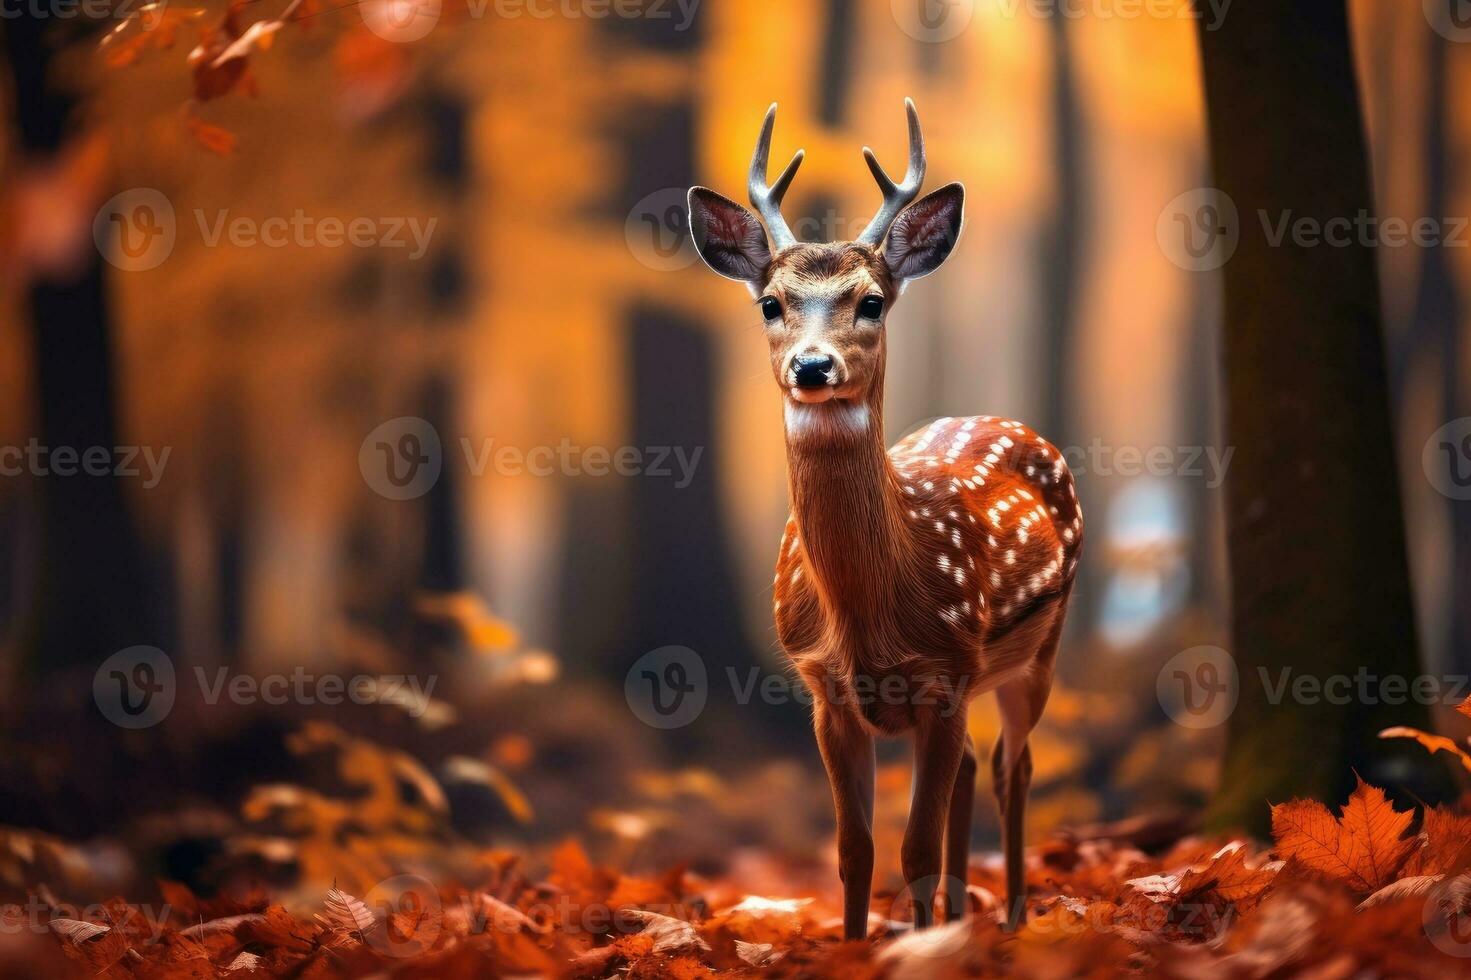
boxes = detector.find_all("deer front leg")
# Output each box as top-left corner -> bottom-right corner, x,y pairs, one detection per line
902,710 -> 969,930
942,735 -> 978,922
813,700 -> 875,941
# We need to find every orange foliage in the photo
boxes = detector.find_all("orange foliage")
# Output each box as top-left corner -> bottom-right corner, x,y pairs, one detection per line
1270,776 -> 1417,893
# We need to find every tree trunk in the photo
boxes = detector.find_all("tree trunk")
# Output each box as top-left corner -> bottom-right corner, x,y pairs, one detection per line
3,15 -> 160,679
1409,34 -> 1471,676
1193,0 -> 1455,833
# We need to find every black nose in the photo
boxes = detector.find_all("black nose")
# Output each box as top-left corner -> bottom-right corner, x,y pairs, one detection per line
792,354 -> 835,388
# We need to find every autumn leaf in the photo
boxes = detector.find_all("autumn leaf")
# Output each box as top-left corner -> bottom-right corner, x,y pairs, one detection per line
238,904 -> 318,953
225,949 -> 266,973
442,755 -> 535,824
46,918 -> 110,944
472,892 -> 541,935
322,887 -> 373,939
415,591 -> 520,651
620,909 -> 711,956
208,18 -> 284,70
1271,777 -> 1417,892
100,6 -> 206,69
1378,725 -> 1471,775
735,940 -> 783,966
188,8 -> 249,102
187,116 -> 238,156
1459,698 -> 1471,721
1356,874 -> 1445,910
1403,806 -> 1471,877
1171,842 -> 1280,908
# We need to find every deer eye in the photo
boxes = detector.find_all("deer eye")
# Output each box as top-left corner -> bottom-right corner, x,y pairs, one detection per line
858,296 -> 884,320
760,297 -> 782,321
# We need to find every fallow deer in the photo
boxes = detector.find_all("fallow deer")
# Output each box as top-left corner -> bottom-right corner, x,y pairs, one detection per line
686,101 -> 1083,937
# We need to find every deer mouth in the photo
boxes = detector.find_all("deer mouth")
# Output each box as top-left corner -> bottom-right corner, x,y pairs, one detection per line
788,386 -> 838,404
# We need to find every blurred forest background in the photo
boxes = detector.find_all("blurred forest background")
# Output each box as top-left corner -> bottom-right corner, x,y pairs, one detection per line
0,0 -> 1467,909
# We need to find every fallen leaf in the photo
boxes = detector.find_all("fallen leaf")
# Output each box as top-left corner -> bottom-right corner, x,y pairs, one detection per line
46,918 -> 109,944
1356,874 -> 1445,910
1404,806 -> 1471,876
323,887 -> 373,937
620,908 -> 710,956
225,950 -> 265,972
1175,843 -> 1281,907
735,939 -> 782,966
1271,777 -> 1416,893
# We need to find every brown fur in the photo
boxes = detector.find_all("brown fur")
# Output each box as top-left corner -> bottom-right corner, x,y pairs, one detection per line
764,243 -> 1084,937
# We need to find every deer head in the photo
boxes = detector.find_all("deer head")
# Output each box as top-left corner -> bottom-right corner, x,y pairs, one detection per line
687,100 -> 964,439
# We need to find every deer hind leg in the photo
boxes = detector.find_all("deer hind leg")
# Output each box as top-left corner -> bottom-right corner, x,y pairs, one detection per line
941,732 -> 978,922
991,603 -> 1066,932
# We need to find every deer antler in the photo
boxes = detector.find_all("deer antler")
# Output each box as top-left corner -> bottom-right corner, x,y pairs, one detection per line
749,103 -> 805,250
856,99 -> 926,246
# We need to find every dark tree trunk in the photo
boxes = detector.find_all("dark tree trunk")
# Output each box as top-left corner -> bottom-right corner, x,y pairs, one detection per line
1408,35 -> 1470,675
1193,0 -> 1455,833
1038,9 -> 1083,446
4,15 -> 160,679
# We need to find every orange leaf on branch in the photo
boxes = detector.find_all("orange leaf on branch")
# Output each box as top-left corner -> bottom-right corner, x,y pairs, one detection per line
100,5 -> 206,69
187,116 -> 239,156
1270,777 -> 1417,893
187,0 -> 303,103
1378,725 -> 1471,775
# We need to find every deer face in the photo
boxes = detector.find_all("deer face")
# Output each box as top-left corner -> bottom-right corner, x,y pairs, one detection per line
687,102 -> 964,421
755,242 -> 895,405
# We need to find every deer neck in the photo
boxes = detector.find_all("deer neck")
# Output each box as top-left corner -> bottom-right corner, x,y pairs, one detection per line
783,391 -> 909,615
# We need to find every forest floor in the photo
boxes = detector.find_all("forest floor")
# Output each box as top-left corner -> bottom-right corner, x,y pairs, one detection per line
6,769 -> 1471,978
4,636 -> 1471,979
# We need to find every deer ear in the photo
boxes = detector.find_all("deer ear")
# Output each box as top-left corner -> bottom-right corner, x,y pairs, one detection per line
688,187 -> 772,284
883,182 -> 964,282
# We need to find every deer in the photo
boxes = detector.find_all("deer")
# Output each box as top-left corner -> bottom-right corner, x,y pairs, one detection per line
686,100 -> 1083,938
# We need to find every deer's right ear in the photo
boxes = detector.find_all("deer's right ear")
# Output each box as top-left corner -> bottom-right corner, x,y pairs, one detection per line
687,187 -> 772,286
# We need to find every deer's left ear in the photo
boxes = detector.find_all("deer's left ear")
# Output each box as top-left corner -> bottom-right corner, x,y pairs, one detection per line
883,182 -> 964,282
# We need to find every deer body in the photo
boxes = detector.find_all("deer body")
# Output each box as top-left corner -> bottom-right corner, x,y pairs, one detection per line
687,102 -> 1082,938
775,415 -> 1081,721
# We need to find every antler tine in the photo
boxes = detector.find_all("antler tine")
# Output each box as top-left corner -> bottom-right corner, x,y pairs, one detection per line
857,98 -> 926,246
749,103 -> 804,250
